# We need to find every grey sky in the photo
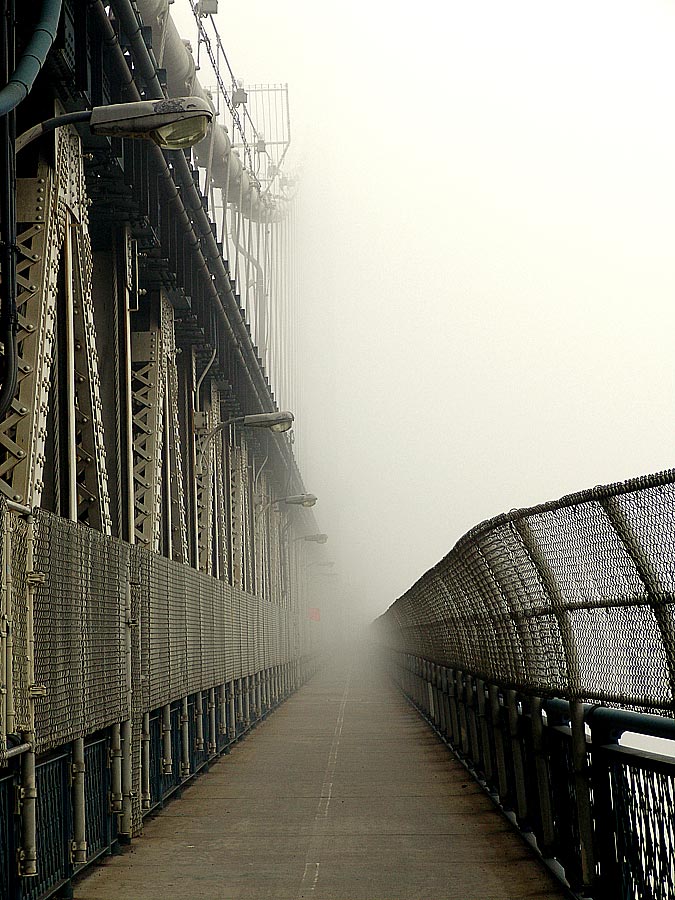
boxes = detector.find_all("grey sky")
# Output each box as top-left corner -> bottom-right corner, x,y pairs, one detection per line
175,1 -> 675,618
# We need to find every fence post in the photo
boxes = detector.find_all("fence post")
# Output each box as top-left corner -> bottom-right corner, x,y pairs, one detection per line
208,688 -> 216,754
489,683 -> 509,801
180,698 -> 190,776
72,738 -> 87,864
140,714 -> 151,808
570,700 -> 595,893
530,696 -> 555,856
505,690 -> 528,827
161,704 -> 172,774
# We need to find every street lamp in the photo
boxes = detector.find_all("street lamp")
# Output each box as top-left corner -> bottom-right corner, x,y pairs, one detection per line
15,97 -> 214,153
195,410 -> 294,474
0,97 -> 216,423
295,533 -> 328,544
283,494 -> 317,508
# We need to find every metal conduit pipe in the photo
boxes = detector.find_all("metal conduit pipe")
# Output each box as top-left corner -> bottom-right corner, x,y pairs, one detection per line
227,681 -> 236,740
110,724 -> 123,813
135,0 -> 284,223
141,713 -> 151,808
180,697 -> 190,776
161,703 -> 172,775
72,737 -> 87,864
0,0 -> 62,115
94,1 -> 304,493
208,687 -> 216,754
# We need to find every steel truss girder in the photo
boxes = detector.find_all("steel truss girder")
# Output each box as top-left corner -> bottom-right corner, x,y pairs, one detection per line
0,126 -> 112,532
131,295 -> 188,555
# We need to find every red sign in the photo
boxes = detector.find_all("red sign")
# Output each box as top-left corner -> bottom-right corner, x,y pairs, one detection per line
308,607 -> 320,622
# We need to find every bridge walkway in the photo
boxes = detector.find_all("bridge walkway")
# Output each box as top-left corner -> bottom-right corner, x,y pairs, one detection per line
74,652 -> 568,900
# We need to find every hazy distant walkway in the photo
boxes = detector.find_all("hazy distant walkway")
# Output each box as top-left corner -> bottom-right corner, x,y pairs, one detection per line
75,653 -> 567,900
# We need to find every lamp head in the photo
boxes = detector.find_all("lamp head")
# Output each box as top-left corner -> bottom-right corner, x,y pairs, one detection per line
89,97 -> 213,150
304,533 -> 328,543
284,493 -> 317,508
240,410 -> 294,432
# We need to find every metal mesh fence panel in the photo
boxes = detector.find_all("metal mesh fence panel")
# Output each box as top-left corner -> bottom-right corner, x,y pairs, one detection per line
34,514 -> 86,750
377,468 -> 675,712
33,512 -> 127,753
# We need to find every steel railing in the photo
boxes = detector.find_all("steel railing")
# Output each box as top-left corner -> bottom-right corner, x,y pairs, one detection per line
378,467 -> 675,900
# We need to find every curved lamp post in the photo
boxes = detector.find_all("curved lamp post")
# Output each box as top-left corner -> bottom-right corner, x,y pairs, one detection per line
196,410 -> 294,474
15,96 -> 214,152
0,97 -> 215,422
295,533 -> 328,544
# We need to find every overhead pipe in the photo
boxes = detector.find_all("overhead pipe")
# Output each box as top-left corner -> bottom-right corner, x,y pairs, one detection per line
95,2 -> 305,495
131,0 -> 284,223
0,0 -> 62,116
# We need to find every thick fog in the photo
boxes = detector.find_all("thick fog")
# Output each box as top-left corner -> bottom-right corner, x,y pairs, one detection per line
176,1 -> 675,621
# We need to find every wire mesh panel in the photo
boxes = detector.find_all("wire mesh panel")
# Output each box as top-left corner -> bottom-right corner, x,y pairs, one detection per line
146,551 -> 172,709
79,529 -> 128,736
377,468 -> 675,712
33,512 -> 127,753
183,562 -> 201,694
33,514 -> 86,752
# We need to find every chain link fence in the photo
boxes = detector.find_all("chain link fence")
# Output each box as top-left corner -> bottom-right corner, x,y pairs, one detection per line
377,468 -> 675,713
12,511 -> 301,752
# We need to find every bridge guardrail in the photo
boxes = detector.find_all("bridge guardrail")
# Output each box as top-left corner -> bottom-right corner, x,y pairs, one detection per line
377,467 -> 675,899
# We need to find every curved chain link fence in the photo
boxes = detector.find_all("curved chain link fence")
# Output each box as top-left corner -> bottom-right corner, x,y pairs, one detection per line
376,468 -> 675,712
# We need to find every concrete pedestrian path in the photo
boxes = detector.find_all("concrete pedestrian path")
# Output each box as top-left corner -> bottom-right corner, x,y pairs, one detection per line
75,653 -> 568,899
